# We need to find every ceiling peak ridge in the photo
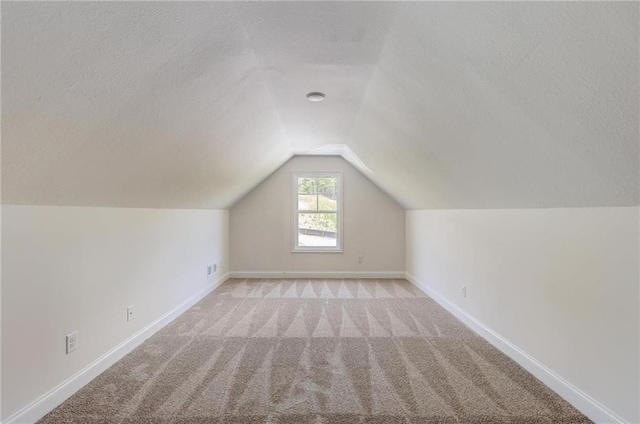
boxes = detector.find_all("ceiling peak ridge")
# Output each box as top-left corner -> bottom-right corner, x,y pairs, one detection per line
231,3 -> 293,152
345,3 -> 404,147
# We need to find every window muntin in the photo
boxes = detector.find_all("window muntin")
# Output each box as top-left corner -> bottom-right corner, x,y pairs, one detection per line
293,172 -> 342,252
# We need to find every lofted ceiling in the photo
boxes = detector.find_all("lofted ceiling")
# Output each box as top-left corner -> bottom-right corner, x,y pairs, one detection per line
2,2 -> 638,210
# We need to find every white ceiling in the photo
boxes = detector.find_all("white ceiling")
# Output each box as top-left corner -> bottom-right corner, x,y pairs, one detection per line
2,2 -> 638,209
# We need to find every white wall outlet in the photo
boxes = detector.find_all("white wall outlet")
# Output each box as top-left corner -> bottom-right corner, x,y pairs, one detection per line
462,284 -> 467,298
66,331 -> 78,354
213,263 -> 217,273
357,255 -> 363,264
127,305 -> 135,322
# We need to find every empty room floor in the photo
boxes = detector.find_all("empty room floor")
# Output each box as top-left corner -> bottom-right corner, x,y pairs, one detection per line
39,279 -> 591,423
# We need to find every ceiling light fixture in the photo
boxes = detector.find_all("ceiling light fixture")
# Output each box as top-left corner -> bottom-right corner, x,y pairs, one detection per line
306,92 -> 325,102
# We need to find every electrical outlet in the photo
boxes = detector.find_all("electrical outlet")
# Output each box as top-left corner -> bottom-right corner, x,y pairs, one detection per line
213,263 -> 217,273
357,255 -> 363,264
66,331 -> 78,354
461,285 -> 467,298
127,305 -> 135,322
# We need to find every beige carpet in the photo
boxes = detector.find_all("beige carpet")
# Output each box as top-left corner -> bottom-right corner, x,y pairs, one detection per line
39,279 -> 591,423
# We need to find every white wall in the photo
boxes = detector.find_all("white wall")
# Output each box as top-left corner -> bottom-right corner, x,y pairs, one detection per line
230,156 -> 405,274
406,207 -> 639,423
1,205 -> 229,421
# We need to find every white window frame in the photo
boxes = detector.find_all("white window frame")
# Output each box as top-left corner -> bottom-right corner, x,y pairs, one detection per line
292,171 -> 343,253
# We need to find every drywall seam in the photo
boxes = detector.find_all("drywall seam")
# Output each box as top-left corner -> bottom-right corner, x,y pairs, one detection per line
3,273 -> 230,424
405,273 -> 627,424
230,271 -> 405,279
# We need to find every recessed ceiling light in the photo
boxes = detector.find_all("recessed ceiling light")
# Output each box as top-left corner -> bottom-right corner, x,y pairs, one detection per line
306,92 -> 325,102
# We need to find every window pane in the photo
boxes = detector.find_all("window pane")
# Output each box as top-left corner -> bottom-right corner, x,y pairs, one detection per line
297,177 -> 316,195
317,194 -> 337,211
298,194 -> 318,211
298,212 -> 337,247
317,177 -> 337,211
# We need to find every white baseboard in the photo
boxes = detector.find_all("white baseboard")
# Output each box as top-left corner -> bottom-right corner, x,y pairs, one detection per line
229,271 -> 405,279
405,273 -> 627,424
3,273 -> 230,424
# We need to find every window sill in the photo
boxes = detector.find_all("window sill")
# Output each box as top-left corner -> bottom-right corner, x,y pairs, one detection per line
292,248 -> 343,254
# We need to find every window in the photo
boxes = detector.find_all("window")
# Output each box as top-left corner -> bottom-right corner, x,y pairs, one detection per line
293,172 -> 342,252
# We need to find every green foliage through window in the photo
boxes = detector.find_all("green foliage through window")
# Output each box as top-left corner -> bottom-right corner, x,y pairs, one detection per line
297,176 -> 338,235
298,212 -> 337,233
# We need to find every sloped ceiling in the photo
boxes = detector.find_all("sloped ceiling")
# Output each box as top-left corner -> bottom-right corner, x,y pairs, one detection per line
2,2 -> 638,210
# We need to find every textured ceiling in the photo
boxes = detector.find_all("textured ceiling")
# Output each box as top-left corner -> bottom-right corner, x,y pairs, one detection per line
2,2 -> 638,209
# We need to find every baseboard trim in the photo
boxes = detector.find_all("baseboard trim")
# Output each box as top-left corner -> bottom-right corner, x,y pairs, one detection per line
3,272 -> 230,424
405,273 -> 627,424
229,271 -> 406,279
